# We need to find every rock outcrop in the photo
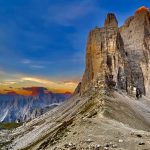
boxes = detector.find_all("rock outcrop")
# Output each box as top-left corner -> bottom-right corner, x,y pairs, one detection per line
79,6 -> 150,97
104,13 -> 118,27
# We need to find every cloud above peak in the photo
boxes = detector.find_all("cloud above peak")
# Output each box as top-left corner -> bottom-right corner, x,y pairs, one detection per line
21,59 -> 31,64
21,59 -> 46,70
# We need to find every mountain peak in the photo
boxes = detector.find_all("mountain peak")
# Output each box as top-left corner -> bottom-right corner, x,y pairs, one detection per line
135,6 -> 149,14
104,13 -> 118,27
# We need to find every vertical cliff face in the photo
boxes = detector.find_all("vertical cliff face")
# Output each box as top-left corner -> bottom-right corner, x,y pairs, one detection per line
79,7 -> 150,97
120,7 -> 150,95
80,13 -> 127,95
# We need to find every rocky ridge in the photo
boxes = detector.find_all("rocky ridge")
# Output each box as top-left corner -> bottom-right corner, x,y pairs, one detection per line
0,91 -> 71,122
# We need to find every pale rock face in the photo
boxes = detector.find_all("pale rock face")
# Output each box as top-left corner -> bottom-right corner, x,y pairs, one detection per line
120,7 -> 150,95
79,7 -> 150,96
80,13 -> 127,95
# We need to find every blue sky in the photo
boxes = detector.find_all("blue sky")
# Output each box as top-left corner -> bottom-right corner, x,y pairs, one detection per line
0,0 -> 150,92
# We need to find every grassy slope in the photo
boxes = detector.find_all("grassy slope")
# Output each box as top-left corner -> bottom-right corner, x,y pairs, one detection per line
0,122 -> 22,130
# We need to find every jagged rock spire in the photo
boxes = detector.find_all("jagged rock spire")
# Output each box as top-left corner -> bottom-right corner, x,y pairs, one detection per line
104,13 -> 118,27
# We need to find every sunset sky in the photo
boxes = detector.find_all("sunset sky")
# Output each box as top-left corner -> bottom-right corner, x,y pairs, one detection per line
0,0 -> 150,94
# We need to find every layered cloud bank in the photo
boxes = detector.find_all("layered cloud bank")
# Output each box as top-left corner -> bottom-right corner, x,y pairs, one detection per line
0,70 -> 78,94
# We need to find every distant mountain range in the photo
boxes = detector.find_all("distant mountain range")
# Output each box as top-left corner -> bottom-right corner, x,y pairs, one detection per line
0,87 -> 71,122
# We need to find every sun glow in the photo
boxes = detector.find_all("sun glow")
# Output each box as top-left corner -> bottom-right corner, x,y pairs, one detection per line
0,74 -> 78,95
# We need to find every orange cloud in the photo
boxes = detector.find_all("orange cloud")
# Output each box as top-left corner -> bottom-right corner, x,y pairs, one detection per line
0,76 -> 78,94
0,70 -> 79,94
0,89 -> 32,96
0,86 -> 73,96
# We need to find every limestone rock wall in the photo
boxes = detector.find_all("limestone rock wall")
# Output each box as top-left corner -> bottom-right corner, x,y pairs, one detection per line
80,14 -> 128,95
120,8 -> 150,95
78,7 -> 150,97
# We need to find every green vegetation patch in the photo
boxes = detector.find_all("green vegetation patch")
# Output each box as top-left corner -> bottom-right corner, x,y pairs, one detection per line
0,122 -> 23,130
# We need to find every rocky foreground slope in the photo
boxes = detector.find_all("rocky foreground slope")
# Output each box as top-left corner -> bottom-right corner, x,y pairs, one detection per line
1,6 -> 150,150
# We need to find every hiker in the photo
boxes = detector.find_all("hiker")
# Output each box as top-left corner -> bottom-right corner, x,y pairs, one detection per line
136,88 -> 142,99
